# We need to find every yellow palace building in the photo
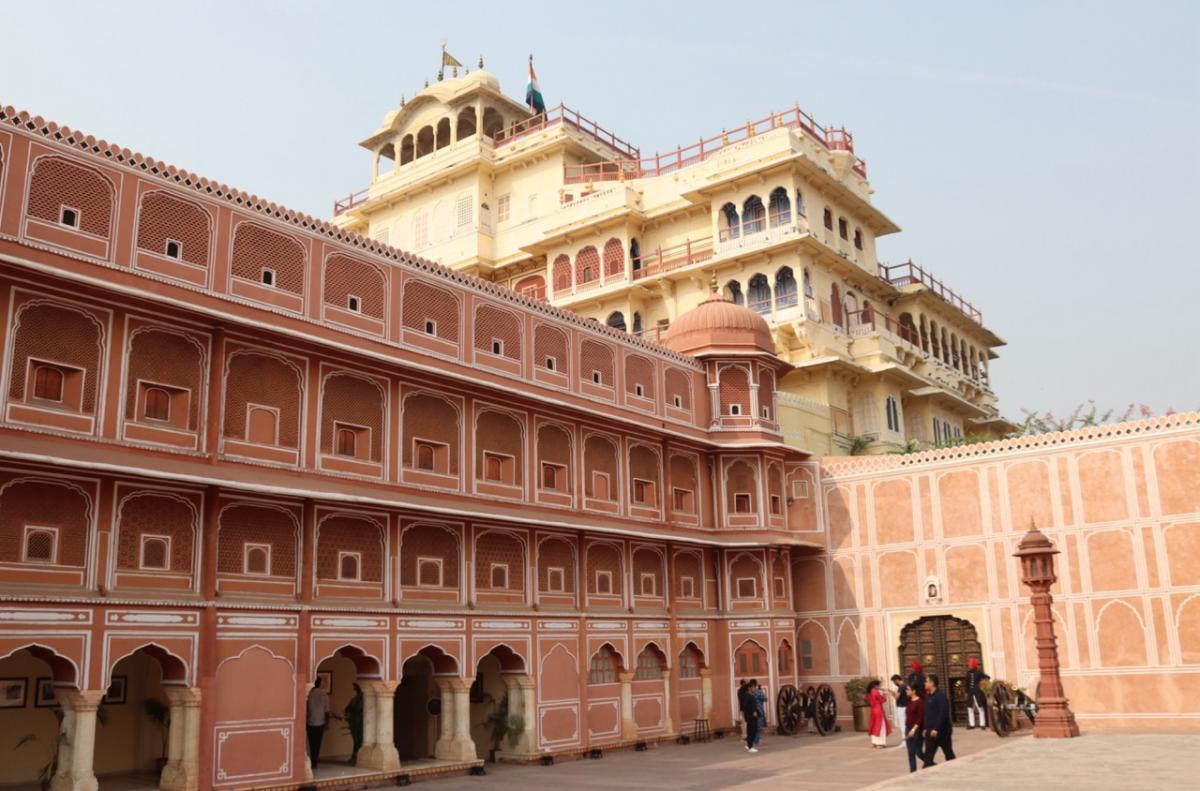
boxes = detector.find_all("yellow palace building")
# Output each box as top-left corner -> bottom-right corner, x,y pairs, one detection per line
330,58 -> 1012,455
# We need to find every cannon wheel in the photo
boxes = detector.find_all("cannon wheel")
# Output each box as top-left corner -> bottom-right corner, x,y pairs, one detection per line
990,683 -> 1012,738
776,684 -> 801,735
814,683 -> 837,736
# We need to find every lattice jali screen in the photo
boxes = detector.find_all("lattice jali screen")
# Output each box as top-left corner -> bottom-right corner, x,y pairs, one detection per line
230,222 -> 306,294
536,423 -> 572,469
27,156 -> 114,237
217,503 -> 297,576
222,352 -> 301,446
136,191 -> 212,266
320,373 -> 385,460
632,548 -> 663,593
665,368 -> 692,410
574,245 -> 599,284
474,531 -> 526,591
725,461 -> 758,508
537,537 -> 576,593
669,454 -> 698,496
586,543 -> 623,594
730,554 -> 762,591
583,435 -> 618,497
767,464 -> 784,501
580,340 -> 614,385
115,492 -> 195,572
316,515 -> 384,582
474,305 -> 522,360
476,410 -> 523,484
0,479 -> 90,566
719,365 -> 750,415
124,328 -> 204,427
324,254 -> 386,319
399,523 -> 459,587
624,355 -> 655,399
603,238 -> 624,277
672,552 -> 702,598
551,255 -> 571,293
759,367 -> 776,416
401,393 -> 459,472
8,302 -> 103,412
534,324 -> 568,373
514,275 -> 546,301
402,280 -> 460,342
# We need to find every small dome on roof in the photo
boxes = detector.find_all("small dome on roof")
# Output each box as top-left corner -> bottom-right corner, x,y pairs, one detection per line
664,293 -> 774,356
462,68 -> 500,92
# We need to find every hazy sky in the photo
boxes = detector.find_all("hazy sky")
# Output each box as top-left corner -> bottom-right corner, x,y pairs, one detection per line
5,1 -> 1197,420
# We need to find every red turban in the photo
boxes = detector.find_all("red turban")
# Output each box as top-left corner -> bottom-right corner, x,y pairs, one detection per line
910,660 -> 922,672
968,657 -> 979,669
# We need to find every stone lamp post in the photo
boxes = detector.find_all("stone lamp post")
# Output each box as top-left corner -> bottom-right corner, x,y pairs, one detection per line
1014,525 -> 1080,738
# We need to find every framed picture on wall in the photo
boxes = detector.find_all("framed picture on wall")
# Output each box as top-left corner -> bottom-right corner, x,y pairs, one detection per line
104,675 -> 127,705
35,678 -> 57,708
317,670 -> 333,693
0,677 -> 28,708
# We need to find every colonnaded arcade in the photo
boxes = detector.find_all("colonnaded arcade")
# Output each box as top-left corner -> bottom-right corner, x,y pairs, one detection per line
0,86 -> 1197,791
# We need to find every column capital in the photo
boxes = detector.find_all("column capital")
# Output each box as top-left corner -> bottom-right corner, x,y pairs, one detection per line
163,685 -> 202,707
59,689 -> 106,711
698,668 -> 713,678
618,671 -> 635,684
362,679 -> 400,695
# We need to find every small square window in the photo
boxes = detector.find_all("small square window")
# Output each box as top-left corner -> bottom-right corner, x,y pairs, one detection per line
736,577 -> 757,599
592,370 -> 602,385
347,295 -> 361,313
338,551 -> 362,581
490,563 -> 509,589
22,527 -> 58,564
541,462 -> 565,491
673,395 -> 683,408
546,566 -> 565,593
497,194 -> 511,223
164,239 -> 182,259
634,384 -> 644,397
417,556 -> 443,587
424,320 -> 437,335
679,575 -> 695,598
672,487 -> 694,513
595,569 -> 613,595
414,440 -> 446,472
792,480 -> 810,499
761,407 -> 771,419
633,479 -> 649,505
483,452 -> 511,483
59,206 -> 79,228
545,356 -> 556,371
139,535 -> 171,571
729,404 -> 742,416
734,493 -> 752,513
770,495 -> 782,515
244,543 -> 271,576
260,268 -> 275,286
639,572 -> 657,597
774,577 -> 786,599
491,339 -> 503,356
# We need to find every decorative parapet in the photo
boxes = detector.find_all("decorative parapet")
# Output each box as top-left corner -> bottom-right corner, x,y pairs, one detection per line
0,104 -> 702,371
820,411 -> 1199,479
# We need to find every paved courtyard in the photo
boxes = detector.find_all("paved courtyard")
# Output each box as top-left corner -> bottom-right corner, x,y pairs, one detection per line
422,730 -> 1195,790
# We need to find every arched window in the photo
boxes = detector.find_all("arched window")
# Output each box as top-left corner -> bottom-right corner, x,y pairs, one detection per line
724,280 -> 744,306
838,217 -> 849,240
768,187 -> 790,226
140,536 -> 169,570
679,645 -> 702,679
399,134 -> 414,166
853,228 -> 863,250
603,238 -> 624,279
416,126 -> 435,158
552,254 -> 571,293
795,189 -> 806,217
339,552 -> 361,581
634,646 -> 665,681
244,544 -> 270,575
32,365 -> 64,402
632,312 -> 642,334
436,118 -> 451,149
774,267 -> 797,308
823,207 -> 833,231
588,645 -> 619,684
629,238 -> 641,272
802,268 -> 813,299
23,529 -> 55,563
747,273 -> 771,314
336,427 -> 357,457
456,107 -> 477,140
720,202 -> 739,240
144,387 -> 170,421
605,311 -> 627,332
575,246 -> 599,285
482,107 -> 504,139
742,195 -> 765,234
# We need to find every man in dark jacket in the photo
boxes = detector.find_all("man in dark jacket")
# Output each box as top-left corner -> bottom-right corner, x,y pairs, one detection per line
740,679 -> 762,753
922,674 -> 955,766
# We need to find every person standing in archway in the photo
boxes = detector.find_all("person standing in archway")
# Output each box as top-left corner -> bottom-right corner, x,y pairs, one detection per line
306,676 -> 331,770
345,683 -> 365,764
965,657 -> 989,729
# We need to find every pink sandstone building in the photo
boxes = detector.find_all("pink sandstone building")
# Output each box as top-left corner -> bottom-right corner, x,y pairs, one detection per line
0,102 -> 1196,791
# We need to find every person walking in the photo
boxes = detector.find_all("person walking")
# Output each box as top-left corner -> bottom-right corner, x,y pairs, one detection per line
753,681 -> 768,748
965,657 -> 989,729
903,685 -> 925,773
345,683 -> 364,765
866,679 -> 892,748
306,675 -> 331,770
740,679 -> 762,753
922,674 -> 955,767
906,660 -> 925,697
891,674 -> 909,747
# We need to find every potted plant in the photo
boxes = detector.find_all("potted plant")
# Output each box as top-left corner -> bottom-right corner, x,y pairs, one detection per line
482,693 -> 525,762
843,677 -> 878,733
143,697 -> 170,774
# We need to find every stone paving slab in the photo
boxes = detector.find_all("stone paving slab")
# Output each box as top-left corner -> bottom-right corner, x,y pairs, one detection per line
874,733 -> 1197,791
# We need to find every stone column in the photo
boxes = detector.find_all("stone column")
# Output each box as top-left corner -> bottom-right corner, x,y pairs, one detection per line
618,671 -> 637,740
432,679 -> 455,760
699,668 -> 714,721
497,675 -> 537,758
55,689 -> 104,791
300,682 -> 315,781
660,670 -> 674,734
433,678 -> 475,761
160,686 -> 202,791
49,696 -> 77,791
358,681 -> 401,771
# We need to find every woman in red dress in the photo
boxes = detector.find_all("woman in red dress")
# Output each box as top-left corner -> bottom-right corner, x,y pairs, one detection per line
866,679 -> 893,748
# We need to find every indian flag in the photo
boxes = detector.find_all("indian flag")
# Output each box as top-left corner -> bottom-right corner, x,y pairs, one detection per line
526,56 -> 546,114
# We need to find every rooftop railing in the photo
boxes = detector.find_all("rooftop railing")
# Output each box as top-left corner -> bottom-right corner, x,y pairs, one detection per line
563,104 -> 868,185
493,104 -> 640,160
333,187 -> 370,216
630,237 -> 715,281
878,260 -> 983,325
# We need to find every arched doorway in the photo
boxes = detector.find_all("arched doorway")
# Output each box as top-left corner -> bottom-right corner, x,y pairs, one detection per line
394,656 -> 438,761
313,645 -> 383,770
898,615 -> 982,724
0,646 -> 79,787
468,645 -> 528,761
